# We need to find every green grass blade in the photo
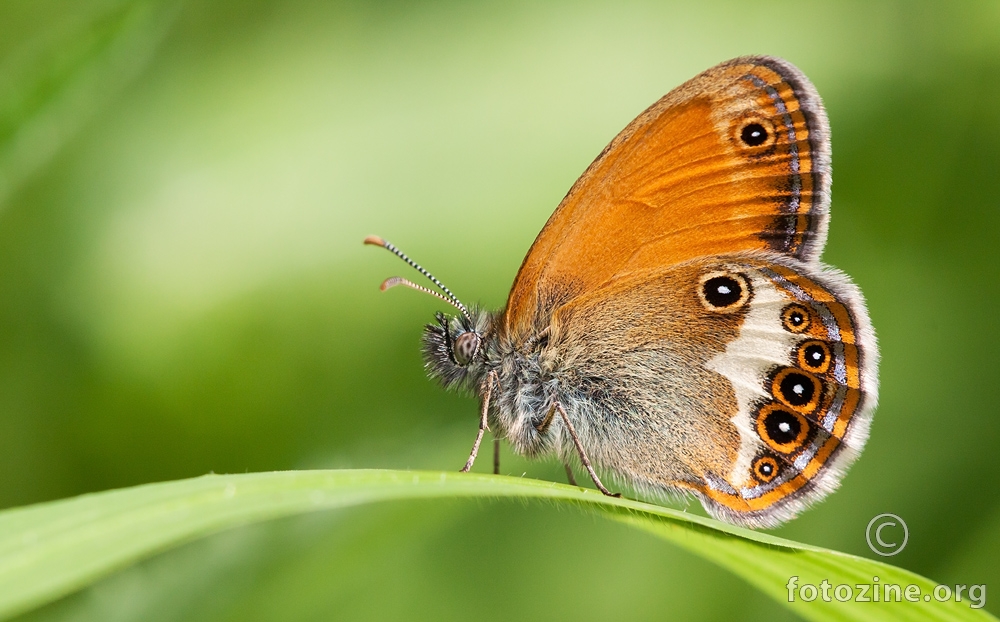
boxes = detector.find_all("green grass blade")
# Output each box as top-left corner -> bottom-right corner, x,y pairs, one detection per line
0,470 -> 991,622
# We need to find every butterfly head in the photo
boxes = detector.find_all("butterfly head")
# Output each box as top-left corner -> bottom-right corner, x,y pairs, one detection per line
422,307 -> 493,390
365,235 -> 493,390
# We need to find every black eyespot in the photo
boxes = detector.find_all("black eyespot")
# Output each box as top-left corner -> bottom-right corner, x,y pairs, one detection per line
753,455 -> 779,483
781,304 -> 811,333
698,272 -> 751,312
772,368 -> 820,411
756,404 -> 809,453
740,122 -> 768,146
764,409 -> 801,444
704,276 -> 741,306
798,340 -> 831,373
805,345 -> 825,364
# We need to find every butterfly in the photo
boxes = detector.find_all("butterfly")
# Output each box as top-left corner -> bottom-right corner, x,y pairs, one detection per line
366,55 -> 878,528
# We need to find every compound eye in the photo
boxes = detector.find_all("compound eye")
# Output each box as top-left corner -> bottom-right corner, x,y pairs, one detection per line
453,331 -> 480,366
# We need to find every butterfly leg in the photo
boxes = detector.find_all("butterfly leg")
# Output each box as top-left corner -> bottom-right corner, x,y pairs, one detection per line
554,402 -> 620,497
493,437 -> 500,475
563,462 -> 578,486
534,403 -> 556,434
461,370 -> 497,473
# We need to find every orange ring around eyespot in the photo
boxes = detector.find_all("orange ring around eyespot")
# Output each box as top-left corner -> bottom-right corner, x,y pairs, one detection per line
753,455 -> 780,483
697,271 -> 751,313
781,303 -> 811,333
733,116 -> 777,150
797,340 -> 831,374
756,403 -> 810,453
771,368 -> 822,414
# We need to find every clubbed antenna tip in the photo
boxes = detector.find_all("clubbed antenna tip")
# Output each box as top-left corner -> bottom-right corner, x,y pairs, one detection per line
364,234 -> 471,322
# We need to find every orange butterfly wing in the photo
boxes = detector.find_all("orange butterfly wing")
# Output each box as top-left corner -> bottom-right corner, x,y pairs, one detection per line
504,56 -> 830,340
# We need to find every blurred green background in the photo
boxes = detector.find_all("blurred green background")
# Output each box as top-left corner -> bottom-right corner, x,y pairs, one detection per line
1,0 -> 999,619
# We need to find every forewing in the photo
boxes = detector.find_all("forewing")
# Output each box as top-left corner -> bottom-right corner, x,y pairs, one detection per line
505,56 -> 830,341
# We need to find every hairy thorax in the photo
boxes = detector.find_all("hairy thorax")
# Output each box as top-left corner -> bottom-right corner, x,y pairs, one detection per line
488,334 -> 559,458
422,304 -> 584,460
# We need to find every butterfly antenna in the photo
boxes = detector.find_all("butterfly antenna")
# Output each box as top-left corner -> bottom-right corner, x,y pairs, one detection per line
379,277 -> 467,312
364,235 -> 471,321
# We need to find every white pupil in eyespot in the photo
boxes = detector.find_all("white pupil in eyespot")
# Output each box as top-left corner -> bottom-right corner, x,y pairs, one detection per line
812,352 -> 821,360
792,383 -> 804,395
717,285 -> 731,294
778,422 -> 791,433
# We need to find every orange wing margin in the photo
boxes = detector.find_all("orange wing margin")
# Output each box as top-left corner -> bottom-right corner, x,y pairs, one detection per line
503,56 -> 831,341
